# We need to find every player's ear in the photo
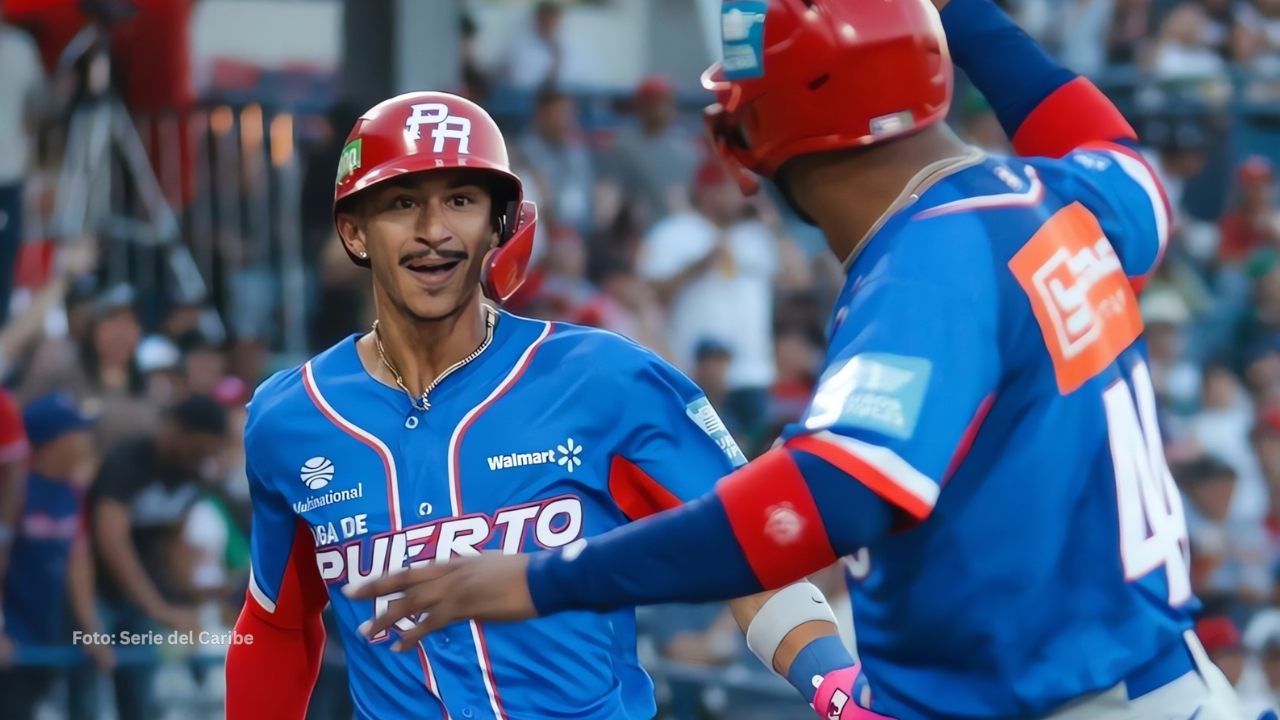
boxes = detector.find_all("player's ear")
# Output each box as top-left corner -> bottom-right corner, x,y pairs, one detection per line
335,212 -> 368,260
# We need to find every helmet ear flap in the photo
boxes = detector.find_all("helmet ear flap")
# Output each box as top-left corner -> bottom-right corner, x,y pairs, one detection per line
482,200 -> 537,304
704,104 -> 761,196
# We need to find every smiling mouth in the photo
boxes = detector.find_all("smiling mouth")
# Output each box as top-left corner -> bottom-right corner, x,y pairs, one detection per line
403,258 -> 463,286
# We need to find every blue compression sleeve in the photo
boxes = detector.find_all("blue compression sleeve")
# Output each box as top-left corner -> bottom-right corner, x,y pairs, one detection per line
787,636 -> 856,700
939,0 -> 1075,136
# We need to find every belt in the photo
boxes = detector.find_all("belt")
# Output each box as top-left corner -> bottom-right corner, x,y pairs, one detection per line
1123,636 -> 1197,700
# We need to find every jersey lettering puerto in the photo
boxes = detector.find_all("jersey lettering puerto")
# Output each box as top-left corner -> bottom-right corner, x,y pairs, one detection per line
243,313 -> 744,720
781,145 -> 1187,718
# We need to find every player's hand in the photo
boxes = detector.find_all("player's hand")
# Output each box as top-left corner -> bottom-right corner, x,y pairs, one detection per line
344,553 -> 536,651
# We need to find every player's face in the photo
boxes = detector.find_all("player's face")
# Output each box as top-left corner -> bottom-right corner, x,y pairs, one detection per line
340,170 -> 499,323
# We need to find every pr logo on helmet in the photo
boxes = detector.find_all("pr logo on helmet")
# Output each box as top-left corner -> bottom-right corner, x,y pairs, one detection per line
405,103 -> 472,154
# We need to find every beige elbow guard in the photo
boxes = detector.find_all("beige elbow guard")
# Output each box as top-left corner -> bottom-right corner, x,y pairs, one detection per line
744,581 -> 837,672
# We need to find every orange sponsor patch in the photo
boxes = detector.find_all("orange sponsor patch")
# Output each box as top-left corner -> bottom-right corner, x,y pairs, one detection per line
1009,201 -> 1143,394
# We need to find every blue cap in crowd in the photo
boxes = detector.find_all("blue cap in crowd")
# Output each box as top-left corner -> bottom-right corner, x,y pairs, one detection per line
22,393 -> 97,447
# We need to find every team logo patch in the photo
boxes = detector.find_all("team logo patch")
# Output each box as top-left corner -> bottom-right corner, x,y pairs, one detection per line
300,456 -> 335,490
721,1 -> 767,80
686,397 -> 748,466
335,139 -> 361,186
1008,201 -> 1142,394
803,353 -> 931,440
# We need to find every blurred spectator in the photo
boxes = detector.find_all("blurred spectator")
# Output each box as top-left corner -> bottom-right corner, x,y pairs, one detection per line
0,393 -> 111,720
1144,117 -> 1210,227
578,251 -> 669,355
1199,614 -> 1247,684
80,284 -> 158,451
1190,363 -> 1271,522
1055,0 -> 1116,76
0,386 -> 28,668
0,7 -> 47,324
639,159 -> 781,452
691,339 -> 736,437
89,394 -> 228,720
1244,610 -> 1280,713
1153,3 -> 1230,81
311,233 -> 372,354
1142,286 -> 1201,414
533,226 -> 597,320
459,12 -> 491,102
1179,455 -> 1274,607
519,86 -> 594,237
503,1 -> 593,91
607,76 -> 702,227
769,330 -> 822,433
1220,156 -> 1280,263
1239,0 -> 1280,72
1257,408 -> 1280,522
1200,0 -> 1251,61
1107,0 -> 1156,65
135,334 -> 185,406
176,329 -> 228,398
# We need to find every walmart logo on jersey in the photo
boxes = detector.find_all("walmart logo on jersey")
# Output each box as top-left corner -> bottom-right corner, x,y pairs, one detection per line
804,353 -> 932,439
488,438 -> 584,473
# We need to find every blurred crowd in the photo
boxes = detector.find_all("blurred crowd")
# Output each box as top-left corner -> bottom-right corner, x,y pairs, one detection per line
1,0 -> 1280,718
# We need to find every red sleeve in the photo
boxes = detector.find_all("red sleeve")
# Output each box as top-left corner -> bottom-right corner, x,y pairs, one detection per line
1011,77 -> 1138,159
0,390 -> 29,464
226,521 -> 328,720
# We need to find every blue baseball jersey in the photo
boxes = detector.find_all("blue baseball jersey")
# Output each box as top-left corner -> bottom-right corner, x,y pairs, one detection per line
3,471 -> 83,645
780,144 -> 1189,717
243,312 -> 746,720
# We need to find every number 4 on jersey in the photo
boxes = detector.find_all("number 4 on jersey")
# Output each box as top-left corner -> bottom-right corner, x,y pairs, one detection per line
1104,361 -> 1192,606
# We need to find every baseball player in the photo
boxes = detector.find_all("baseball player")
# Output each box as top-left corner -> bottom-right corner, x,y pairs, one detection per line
224,91 -> 854,720
348,1 -> 1251,718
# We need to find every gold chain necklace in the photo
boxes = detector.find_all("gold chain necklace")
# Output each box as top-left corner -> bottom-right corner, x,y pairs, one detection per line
371,305 -> 499,412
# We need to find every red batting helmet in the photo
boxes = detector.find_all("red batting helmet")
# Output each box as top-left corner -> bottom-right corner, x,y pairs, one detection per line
703,0 -> 953,195
333,91 -> 536,304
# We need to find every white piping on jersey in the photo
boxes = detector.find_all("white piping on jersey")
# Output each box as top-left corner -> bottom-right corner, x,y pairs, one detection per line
303,364 -> 452,708
247,567 -> 276,613
444,319 -> 552,720
843,147 -> 988,271
302,363 -> 404,532
809,430 -> 940,510
445,321 -> 553,516
469,622 -> 506,720
1103,148 -> 1169,257
417,643 -> 452,719
912,164 -> 1044,221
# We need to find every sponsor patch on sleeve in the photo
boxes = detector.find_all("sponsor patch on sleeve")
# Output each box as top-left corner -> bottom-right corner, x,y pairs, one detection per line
802,353 -> 932,440
686,397 -> 748,467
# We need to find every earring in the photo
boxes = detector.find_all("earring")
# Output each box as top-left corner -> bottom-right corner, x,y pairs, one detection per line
358,251 -> 368,259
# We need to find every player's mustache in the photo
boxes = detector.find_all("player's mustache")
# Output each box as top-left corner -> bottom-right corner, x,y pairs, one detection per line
399,248 -> 468,266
